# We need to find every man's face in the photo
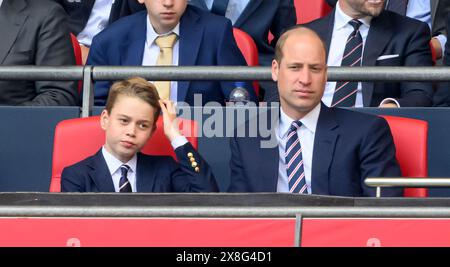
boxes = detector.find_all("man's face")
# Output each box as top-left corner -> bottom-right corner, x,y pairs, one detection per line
101,95 -> 156,163
340,0 -> 385,18
138,0 -> 188,34
272,31 -> 328,120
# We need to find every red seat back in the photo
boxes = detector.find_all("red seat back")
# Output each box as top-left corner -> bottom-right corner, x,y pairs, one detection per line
70,33 -> 83,94
294,0 -> 332,24
50,116 -> 198,192
381,115 -> 428,197
233,28 -> 260,97
70,33 -> 82,66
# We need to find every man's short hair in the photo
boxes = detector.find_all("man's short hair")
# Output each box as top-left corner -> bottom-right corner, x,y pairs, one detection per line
274,25 -> 327,63
105,77 -> 161,126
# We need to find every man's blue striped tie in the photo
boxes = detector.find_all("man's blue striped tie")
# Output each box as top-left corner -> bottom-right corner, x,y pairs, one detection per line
285,121 -> 307,194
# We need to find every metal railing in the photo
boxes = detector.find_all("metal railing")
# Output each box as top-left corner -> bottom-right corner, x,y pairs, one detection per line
3,65 -> 450,81
2,65 -> 450,116
2,205 -> 450,218
365,178 -> 450,197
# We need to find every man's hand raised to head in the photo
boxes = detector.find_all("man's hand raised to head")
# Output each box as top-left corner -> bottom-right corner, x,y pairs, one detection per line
159,99 -> 182,142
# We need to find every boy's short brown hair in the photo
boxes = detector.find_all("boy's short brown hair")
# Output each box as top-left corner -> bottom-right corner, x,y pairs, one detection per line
105,77 -> 161,126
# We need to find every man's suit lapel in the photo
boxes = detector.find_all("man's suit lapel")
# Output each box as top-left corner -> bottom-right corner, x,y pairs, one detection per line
120,12 -> 147,66
312,10 -> 335,58
311,104 -> 338,195
256,136 -> 279,192
0,0 -> 28,64
88,150 -> 116,192
234,0 -> 263,28
362,12 -> 393,106
178,7 -> 203,102
135,153 -> 157,192
254,110 -> 280,191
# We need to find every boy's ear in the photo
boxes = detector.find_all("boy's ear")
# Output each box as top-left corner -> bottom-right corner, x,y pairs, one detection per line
100,110 -> 109,131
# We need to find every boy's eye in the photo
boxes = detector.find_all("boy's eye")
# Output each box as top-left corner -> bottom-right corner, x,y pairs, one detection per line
139,123 -> 149,129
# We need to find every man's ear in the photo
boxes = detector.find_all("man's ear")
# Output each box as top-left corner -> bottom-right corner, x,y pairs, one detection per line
271,59 -> 279,82
100,110 -> 109,131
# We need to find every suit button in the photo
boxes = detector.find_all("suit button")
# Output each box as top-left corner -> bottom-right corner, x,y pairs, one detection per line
187,152 -> 193,158
189,157 -> 196,162
194,167 -> 200,173
191,162 -> 198,168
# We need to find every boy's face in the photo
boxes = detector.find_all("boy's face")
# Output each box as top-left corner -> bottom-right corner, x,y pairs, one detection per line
101,95 -> 156,163
138,0 -> 188,34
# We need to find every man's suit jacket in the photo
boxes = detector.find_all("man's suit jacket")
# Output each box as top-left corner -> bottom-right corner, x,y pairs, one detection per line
325,0 -> 450,38
0,0 -> 78,106
433,12 -> 450,106
304,10 -> 434,107
54,0 -> 146,35
61,142 -> 219,192
229,103 -> 403,197
188,0 -> 297,66
87,5 -> 256,106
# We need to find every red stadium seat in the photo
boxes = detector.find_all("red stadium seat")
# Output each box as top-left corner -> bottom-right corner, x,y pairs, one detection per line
381,115 -> 428,197
70,33 -> 83,94
70,33 -> 82,66
268,0 -> 331,41
294,0 -> 332,24
233,28 -> 260,97
50,116 -> 198,192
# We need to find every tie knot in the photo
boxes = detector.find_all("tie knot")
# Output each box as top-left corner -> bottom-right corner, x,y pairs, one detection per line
155,33 -> 178,49
289,121 -> 302,133
348,19 -> 362,31
120,165 -> 130,177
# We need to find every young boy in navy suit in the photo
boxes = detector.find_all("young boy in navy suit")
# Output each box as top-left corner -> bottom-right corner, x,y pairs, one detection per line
61,77 -> 218,192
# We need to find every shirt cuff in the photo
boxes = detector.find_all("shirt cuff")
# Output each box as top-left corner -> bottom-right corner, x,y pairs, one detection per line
434,35 -> 447,56
379,98 -> 400,107
171,136 -> 188,149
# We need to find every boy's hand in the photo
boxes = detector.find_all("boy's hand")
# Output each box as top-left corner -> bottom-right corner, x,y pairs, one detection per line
159,100 -> 182,141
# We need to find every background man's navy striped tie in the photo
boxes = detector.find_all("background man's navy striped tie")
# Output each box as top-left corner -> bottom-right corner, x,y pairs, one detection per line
285,121 -> 307,194
119,165 -> 132,193
331,19 -> 363,107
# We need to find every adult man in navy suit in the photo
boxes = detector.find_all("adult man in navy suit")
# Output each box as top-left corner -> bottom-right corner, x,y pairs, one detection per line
0,0 -> 78,106
188,0 -> 297,66
87,0 -> 256,106
228,27 -> 402,197
305,0 -> 433,107
325,0 -> 450,61
54,0 -> 146,64
61,77 -> 218,192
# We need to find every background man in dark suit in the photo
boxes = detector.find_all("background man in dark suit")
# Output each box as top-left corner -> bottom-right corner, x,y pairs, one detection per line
54,0 -> 146,64
433,12 -> 450,106
62,77 -> 218,192
188,0 -> 297,66
228,26 -> 402,197
326,0 -> 450,60
0,0 -> 78,106
305,0 -> 433,107
88,0 -> 256,106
